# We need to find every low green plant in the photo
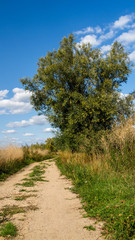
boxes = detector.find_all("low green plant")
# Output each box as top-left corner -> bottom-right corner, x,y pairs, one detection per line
56,157 -> 135,239
0,222 -> 17,237
14,194 -> 37,201
19,163 -> 47,187
84,225 -> 96,231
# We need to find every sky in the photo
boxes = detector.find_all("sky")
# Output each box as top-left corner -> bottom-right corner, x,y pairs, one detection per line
0,0 -> 135,146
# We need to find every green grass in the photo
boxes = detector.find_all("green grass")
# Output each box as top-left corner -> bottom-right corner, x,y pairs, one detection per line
18,163 -> 48,187
14,194 -> 37,201
0,222 -> 18,237
0,205 -> 38,219
21,179 -> 35,187
56,157 -> 135,240
84,225 -> 96,231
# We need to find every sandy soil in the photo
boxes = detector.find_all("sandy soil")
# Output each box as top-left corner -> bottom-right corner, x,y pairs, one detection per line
0,159 -> 104,240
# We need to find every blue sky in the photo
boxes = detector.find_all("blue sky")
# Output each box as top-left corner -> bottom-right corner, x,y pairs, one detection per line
0,0 -> 135,146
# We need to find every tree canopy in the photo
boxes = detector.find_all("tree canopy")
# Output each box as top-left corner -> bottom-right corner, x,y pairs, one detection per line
21,34 -> 134,149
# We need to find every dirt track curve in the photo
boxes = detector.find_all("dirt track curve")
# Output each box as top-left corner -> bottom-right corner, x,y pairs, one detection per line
0,159 -> 103,240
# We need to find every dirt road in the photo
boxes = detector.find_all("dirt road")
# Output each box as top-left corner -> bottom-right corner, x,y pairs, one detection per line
0,159 -> 103,240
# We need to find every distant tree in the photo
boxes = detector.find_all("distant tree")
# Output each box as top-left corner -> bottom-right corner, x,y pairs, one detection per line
21,34 -> 134,142
45,138 -> 56,152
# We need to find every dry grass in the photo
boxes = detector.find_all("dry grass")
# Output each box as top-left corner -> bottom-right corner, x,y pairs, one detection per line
59,151 -> 109,173
0,145 -> 50,180
59,116 -> 135,172
102,115 -> 135,153
0,145 -> 23,168
29,148 -> 49,157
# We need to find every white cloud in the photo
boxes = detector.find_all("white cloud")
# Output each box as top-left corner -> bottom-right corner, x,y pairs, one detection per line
95,26 -> 102,34
101,44 -> 112,53
43,128 -> 54,133
7,115 -> 47,128
0,90 -> 9,100
23,133 -> 35,136
0,88 -> 32,114
12,88 -> 32,102
80,34 -> 101,46
75,26 -> 94,35
2,129 -> 16,134
129,50 -> 135,62
100,30 -> 115,41
76,13 -> 135,51
0,110 -> 8,115
113,14 -> 134,29
117,29 -> 135,44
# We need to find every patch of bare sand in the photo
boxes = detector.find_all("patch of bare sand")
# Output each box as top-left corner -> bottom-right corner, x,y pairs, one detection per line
0,160 -> 104,240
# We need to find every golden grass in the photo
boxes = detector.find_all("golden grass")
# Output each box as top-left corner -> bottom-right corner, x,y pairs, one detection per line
0,145 -> 49,169
59,115 -> 135,173
102,115 -> 135,152
0,145 -> 23,167
29,148 -> 49,157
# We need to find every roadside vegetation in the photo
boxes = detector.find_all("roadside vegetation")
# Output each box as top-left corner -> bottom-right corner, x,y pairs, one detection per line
56,116 -> 135,239
0,145 -> 54,181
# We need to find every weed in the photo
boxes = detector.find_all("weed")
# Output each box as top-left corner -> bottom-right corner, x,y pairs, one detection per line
19,189 -> 26,192
0,222 -> 17,237
0,205 -> 38,219
84,225 -> 96,231
14,194 -> 37,201
21,180 -> 35,187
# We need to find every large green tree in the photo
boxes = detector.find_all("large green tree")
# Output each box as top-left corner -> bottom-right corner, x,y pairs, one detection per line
21,34 -> 134,138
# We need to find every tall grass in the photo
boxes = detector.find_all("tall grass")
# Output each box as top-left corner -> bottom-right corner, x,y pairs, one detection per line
56,116 -> 135,239
0,145 -> 23,168
0,145 -> 52,181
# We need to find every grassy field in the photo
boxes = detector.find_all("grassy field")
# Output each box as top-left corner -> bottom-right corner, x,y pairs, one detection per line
56,117 -> 135,239
0,145 -> 53,181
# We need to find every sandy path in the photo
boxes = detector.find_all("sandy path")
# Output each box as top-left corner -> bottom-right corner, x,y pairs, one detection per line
0,159 -> 103,240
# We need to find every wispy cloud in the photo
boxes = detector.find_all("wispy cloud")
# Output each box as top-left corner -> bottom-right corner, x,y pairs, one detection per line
7,115 -> 47,128
76,13 -> 135,61
0,110 -> 8,115
129,50 -> 135,62
23,133 -> 35,136
0,90 -> 9,100
43,128 -> 54,133
117,29 -> 135,45
101,44 -> 112,53
74,26 -> 94,35
2,129 -> 16,134
113,14 -> 135,29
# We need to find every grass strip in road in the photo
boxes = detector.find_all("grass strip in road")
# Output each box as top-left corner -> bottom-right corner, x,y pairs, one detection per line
18,163 -> 48,188
14,194 -> 37,201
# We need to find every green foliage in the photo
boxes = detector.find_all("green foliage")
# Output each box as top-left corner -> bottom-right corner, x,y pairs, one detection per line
0,222 -> 18,237
56,157 -> 135,239
45,137 -> 56,152
21,34 -> 134,151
